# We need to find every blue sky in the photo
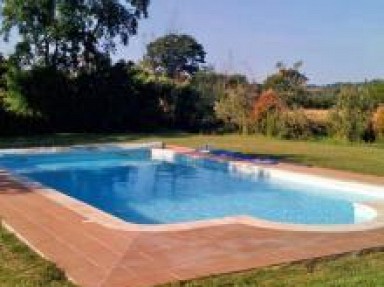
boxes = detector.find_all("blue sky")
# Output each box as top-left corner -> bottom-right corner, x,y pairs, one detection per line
122,0 -> 384,84
1,0 -> 384,84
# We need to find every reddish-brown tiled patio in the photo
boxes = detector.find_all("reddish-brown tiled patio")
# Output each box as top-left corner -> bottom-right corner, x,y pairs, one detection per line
1,170 -> 384,287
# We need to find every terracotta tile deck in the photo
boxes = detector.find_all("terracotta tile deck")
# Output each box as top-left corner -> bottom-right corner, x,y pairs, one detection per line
1,164 -> 384,286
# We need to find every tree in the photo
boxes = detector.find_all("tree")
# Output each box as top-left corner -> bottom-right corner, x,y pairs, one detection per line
0,54 -> 7,90
264,61 -> 308,106
328,85 -> 375,142
2,61 -> 167,132
145,34 -> 206,79
253,89 -> 286,120
215,82 -> 257,134
0,0 -> 150,71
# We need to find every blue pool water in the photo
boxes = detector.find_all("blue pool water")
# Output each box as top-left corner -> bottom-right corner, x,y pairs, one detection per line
0,148 -> 375,225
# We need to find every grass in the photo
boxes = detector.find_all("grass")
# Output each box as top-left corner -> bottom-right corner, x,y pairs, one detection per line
0,224 -> 75,287
0,132 -> 384,287
161,250 -> 384,287
1,133 -> 384,176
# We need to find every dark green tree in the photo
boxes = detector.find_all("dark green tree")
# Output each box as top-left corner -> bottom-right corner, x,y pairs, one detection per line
0,53 -> 7,90
0,0 -> 150,71
145,34 -> 206,78
190,70 -> 257,131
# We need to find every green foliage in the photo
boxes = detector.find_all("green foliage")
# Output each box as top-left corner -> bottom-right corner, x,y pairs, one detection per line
190,71 -> 225,112
215,83 -> 257,134
253,94 -> 320,139
0,53 -> 7,90
280,110 -> 313,140
145,34 -> 206,78
0,62 -> 209,133
254,110 -> 313,140
3,68 -> 34,117
4,66 -> 69,118
190,70 -> 251,131
0,0 -> 150,71
299,89 -> 338,109
328,85 -> 375,142
3,63 -> 148,131
192,71 -> 225,96
368,80 -> 384,105
263,61 -> 308,106
255,110 -> 284,137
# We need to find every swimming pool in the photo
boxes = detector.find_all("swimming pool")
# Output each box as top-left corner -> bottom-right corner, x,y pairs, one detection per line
0,146 -> 382,226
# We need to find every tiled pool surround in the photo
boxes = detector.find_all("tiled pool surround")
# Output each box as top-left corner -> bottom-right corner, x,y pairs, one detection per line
1,143 -> 384,287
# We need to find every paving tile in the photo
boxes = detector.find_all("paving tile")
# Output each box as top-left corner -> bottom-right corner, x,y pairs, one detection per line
67,265 -> 108,287
101,265 -> 179,287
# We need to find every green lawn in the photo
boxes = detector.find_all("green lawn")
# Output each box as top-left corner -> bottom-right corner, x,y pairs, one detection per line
0,225 -> 75,287
1,133 -> 384,176
0,133 -> 384,287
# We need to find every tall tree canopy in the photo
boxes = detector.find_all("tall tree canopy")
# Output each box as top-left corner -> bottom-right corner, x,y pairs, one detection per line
214,81 -> 257,135
264,61 -> 308,106
0,54 -> 7,90
144,34 -> 206,78
0,0 -> 150,71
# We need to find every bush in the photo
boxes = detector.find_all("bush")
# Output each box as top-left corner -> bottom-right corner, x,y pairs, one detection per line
373,105 -> 384,139
254,110 -> 284,137
0,62 -> 211,134
280,109 -> 313,140
328,86 -> 374,142
252,89 -> 286,136
253,89 -> 286,119
215,83 -> 257,135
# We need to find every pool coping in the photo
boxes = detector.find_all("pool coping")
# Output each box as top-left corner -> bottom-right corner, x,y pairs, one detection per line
2,142 -> 384,233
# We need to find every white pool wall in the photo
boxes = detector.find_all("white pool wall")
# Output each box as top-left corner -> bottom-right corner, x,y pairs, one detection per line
151,148 -> 176,162
151,148 -> 384,200
229,162 -> 384,200
353,203 -> 378,223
